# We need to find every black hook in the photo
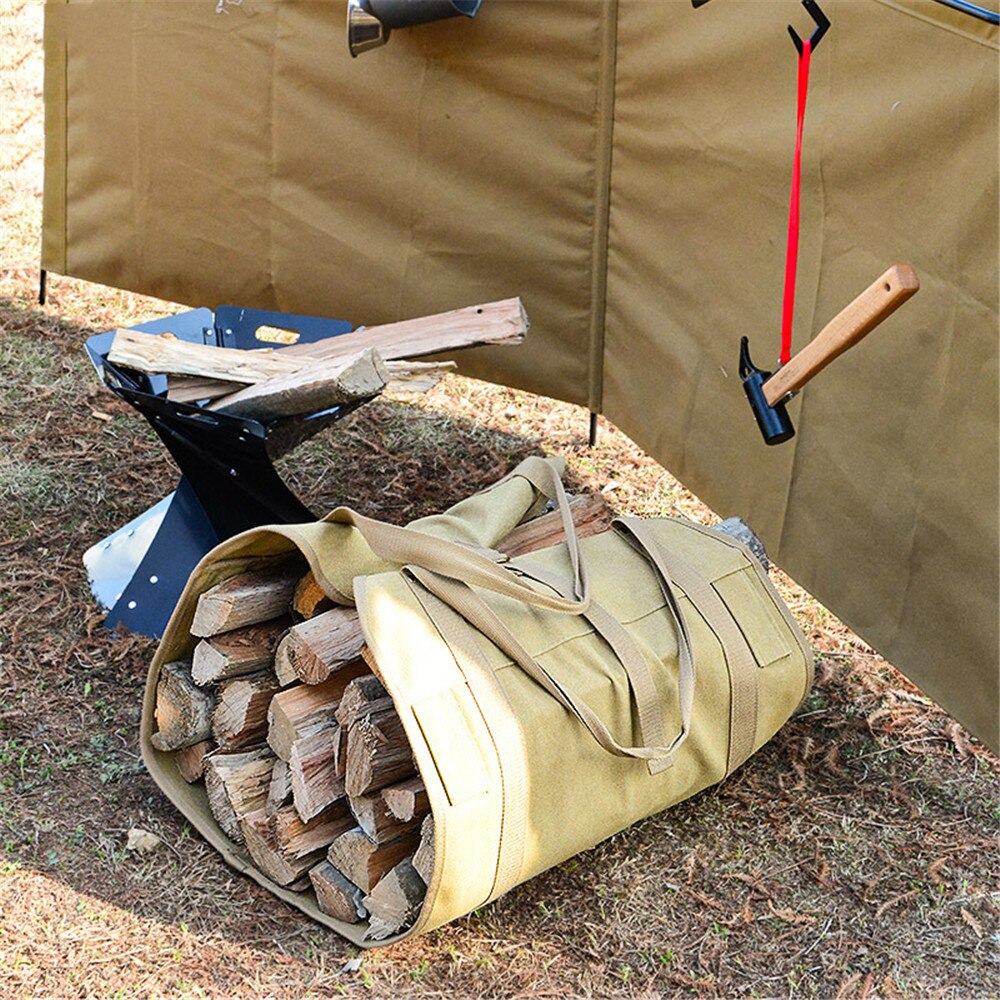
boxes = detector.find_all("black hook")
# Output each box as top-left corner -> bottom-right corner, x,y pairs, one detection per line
788,0 -> 830,56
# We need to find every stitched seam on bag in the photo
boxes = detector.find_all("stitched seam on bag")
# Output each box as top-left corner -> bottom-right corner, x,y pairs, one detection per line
712,573 -> 793,670
405,580 -> 526,909
487,599 -> 688,673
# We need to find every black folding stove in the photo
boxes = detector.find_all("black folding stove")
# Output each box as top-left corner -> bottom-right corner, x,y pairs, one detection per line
84,306 -> 367,638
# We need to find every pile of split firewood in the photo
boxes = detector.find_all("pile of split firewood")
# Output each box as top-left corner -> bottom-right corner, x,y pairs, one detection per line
149,493 -> 611,940
105,298 -> 529,421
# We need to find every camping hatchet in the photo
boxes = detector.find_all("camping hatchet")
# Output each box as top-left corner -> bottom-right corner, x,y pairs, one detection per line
740,264 -> 920,445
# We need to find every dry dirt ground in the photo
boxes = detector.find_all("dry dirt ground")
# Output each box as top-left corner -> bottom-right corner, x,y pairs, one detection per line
1,4 -> 997,998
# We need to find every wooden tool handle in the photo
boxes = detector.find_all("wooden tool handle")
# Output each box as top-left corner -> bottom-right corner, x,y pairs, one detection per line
763,264 -> 920,406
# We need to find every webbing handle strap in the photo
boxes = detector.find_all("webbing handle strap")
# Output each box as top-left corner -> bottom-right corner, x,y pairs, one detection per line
403,516 -> 745,773
616,518 -> 760,774
406,564 -> 681,774
506,561 -> 670,770
610,518 -> 697,757
322,456 -> 590,614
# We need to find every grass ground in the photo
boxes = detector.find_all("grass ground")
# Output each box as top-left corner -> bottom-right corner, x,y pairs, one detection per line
1,4 -> 997,997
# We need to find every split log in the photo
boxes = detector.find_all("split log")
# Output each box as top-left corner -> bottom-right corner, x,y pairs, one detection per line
191,616 -> 291,686
204,746 -> 276,843
113,328 -> 451,402
412,814 -> 435,885
274,609 -> 366,686
332,722 -> 349,779
279,297 -> 528,365
381,360 -> 455,394
335,674 -> 393,730
270,800 -> 354,859
715,517 -> 770,572
108,328 -> 305,384
289,725 -> 345,822
241,802 -> 351,887
381,777 -> 428,823
175,740 -> 214,783
150,662 -> 215,752
292,571 -> 334,620
168,359 -> 454,405
267,663 -> 368,761
266,759 -> 293,815
349,791 -> 422,845
212,673 -> 282,750
166,374 -> 240,405
309,861 -> 367,923
498,492 -> 612,557
165,299 -> 526,403
191,558 -> 303,637
363,859 -> 426,940
208,350 -> 386,420
326,826 -> 421,894
345,707 -> 415,797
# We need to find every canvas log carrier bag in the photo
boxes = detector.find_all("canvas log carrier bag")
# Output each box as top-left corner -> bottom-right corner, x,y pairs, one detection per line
141,456 -> 813,945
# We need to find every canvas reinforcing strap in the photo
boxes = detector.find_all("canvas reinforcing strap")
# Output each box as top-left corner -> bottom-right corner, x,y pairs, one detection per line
780,37 -> 812,367
611,518 -> 759,774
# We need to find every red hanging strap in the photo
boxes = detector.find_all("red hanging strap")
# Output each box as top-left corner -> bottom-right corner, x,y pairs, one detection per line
779,38 -> 811,367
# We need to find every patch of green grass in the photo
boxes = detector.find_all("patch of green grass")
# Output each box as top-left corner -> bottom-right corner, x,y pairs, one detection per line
0,458 -> 55,503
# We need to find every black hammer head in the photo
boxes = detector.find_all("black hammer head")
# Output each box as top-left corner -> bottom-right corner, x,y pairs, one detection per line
739,337 -> 795,446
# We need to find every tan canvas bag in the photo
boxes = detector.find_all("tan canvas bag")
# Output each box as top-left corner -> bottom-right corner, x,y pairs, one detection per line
141,456 -> 812,945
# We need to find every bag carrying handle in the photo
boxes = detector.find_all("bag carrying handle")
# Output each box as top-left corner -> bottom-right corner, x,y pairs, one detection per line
336,455 -> 700,771
401,515 -> 700,774
406,565 -> 679,774
324,456 -> 590,614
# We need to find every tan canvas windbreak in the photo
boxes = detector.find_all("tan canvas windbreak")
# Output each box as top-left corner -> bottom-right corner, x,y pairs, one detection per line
142,457 -> 813,944
45,1 -> 998,749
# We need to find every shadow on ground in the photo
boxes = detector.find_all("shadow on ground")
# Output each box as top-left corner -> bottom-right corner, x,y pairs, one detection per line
2,301 -> 997,998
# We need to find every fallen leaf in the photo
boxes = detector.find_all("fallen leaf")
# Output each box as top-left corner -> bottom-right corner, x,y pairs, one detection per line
767,900 -> 816,924
927,858 -> 947,886
874,888 -> 919,919
960,908 -> 983,938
